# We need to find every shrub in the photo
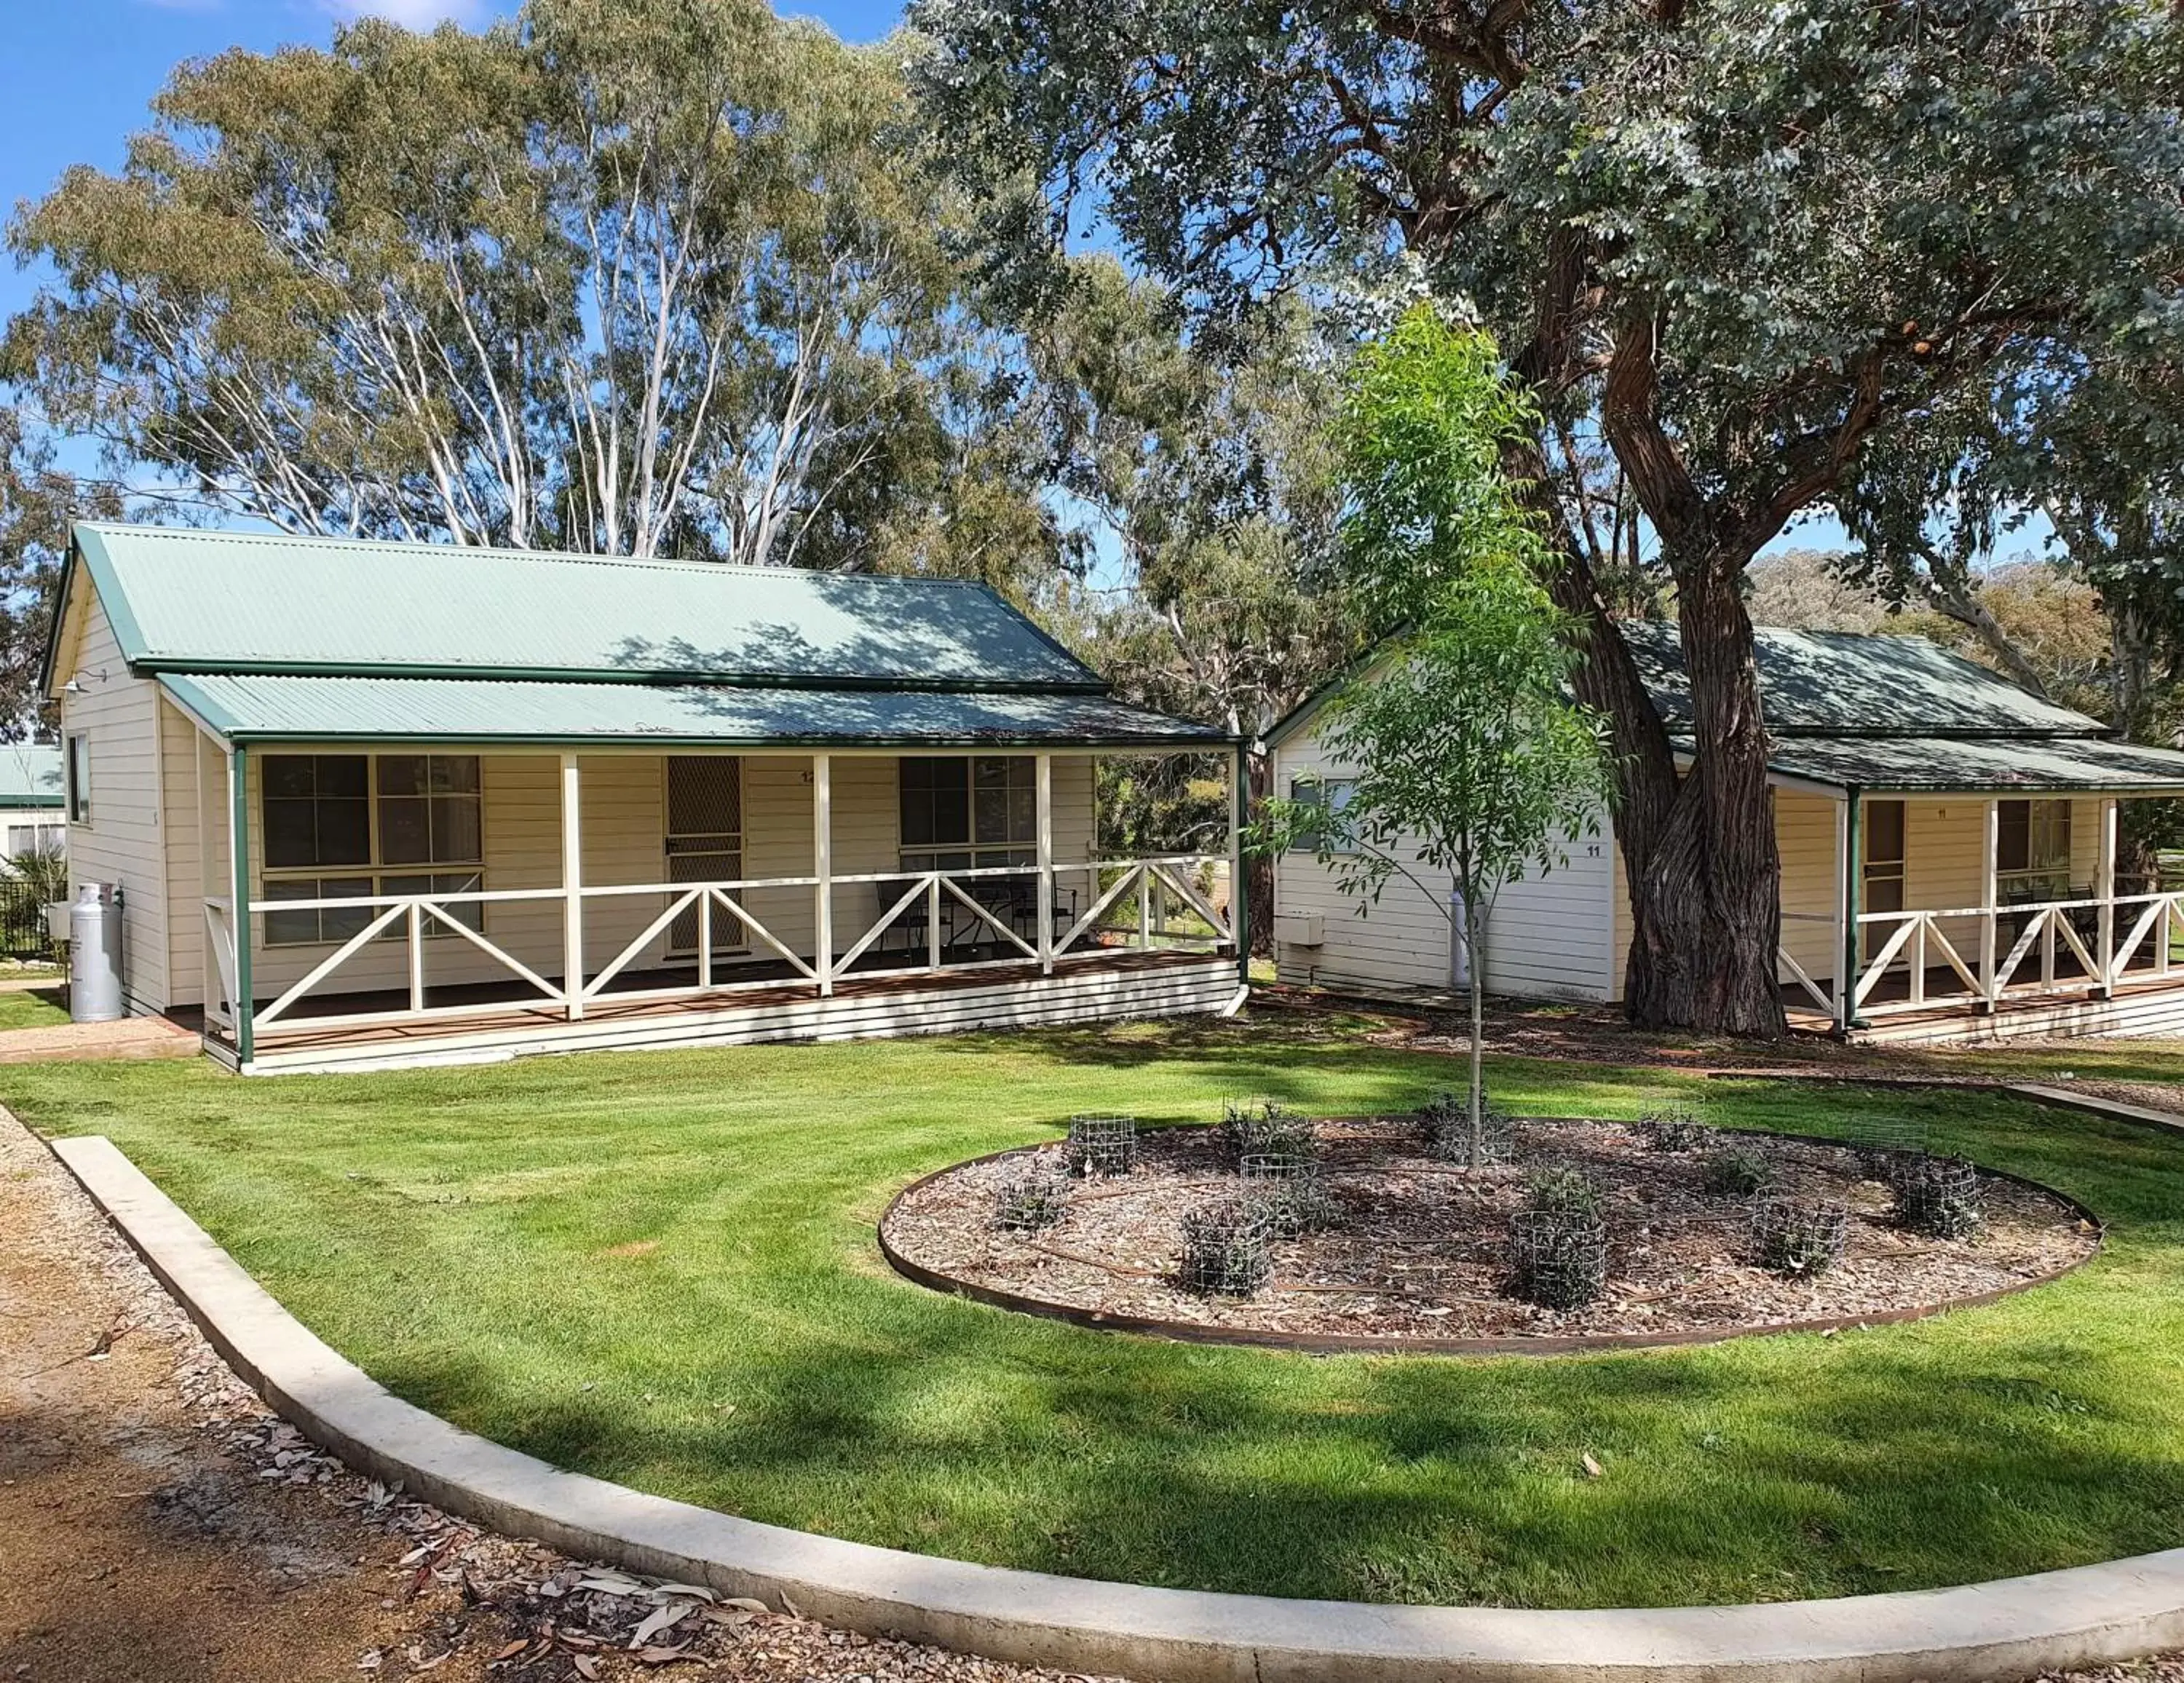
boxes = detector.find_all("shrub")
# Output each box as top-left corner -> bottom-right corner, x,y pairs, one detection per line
1639,1101 -> 1708,1154
1525,1165 -> 1602,1220
1505,1167 -> 1609,1310
1065,1113 -> 1138,1177
1506,1208 -> 1608,1310
1894,1154 -> 1983,1240
1749,1195 -> 1848,1277
1700,1144 -> 1777,1200
1178,1196 -> 1275,1296
1418,1088 -> 1515,1164
1220,1098 -> 1315,1163
992,1171 -> 1069,1232
1240,1152 -> 1340,1237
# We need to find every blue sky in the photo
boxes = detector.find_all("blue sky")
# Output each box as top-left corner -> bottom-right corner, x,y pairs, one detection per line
0,0 -> 2043,567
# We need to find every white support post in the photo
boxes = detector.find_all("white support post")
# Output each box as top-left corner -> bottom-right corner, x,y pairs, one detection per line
2098,796 -> 2118,993
1227,747 -> 1243,956
813,753 -> 834,998
1138,867 -> 1152,950
408,903 -> 424,1014
927,874 -> 941,973
1979,797 -> 1999,1007
194,726 -> 216,1024
1832,795 -> 1850,1026
1034,753 -> 1054,975
561,753 -> 584,1021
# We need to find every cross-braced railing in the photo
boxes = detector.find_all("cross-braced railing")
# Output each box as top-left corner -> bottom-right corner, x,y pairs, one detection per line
1850,889 -> 2184,1018
217,852 -> 1235,1040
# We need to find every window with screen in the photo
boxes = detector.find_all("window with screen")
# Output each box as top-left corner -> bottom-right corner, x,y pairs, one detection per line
900,756 -> 1034,871
1861,799 -> 1906,962
261,753 -> 483,946
1289,777 -> 1360,855
1997,799 -> 2072,900
64,734 -> 90,823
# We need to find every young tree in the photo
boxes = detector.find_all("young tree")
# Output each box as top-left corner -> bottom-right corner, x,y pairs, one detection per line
915,0 -> 2184,1037
1262,310 -> 1612,1163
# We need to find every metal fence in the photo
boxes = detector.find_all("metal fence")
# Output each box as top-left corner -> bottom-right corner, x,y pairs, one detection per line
0,877 -> 55,962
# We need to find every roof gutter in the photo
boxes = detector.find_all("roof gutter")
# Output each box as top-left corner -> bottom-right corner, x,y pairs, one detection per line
127,657 -> 1115,697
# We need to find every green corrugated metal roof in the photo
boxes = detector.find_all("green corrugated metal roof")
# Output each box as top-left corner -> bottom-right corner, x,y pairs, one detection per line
159,673 -> 1233,750
67,523 -> 1101,692
1624,622 -> 2100,737
1744,732 -> 2184,793
0,744 -> 63,808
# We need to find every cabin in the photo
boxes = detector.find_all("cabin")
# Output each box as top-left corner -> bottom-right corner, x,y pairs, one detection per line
1268,625 -> 2184,1045
0,743 -> 66,862
45,524 -> 1245,1074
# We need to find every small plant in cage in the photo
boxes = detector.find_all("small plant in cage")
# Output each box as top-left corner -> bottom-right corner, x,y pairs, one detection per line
1503,1169 -> 1610,1310
1418,1088 -> 1516,1164
1524,1164 -> 1602,1220
1240,1152 -> 1340,1236
1699,1144 -> 1778,1200
1177,1196 -> 1275,1296
1639,1101 -> 1709,1153
1220,1098 -> 1315,1163
1893,1153 -> 1983,1239
992,1170 -> 1070,1232
1749,1195 -> 1849,1277
1506,1208 -> 1609,1310
1064,1113 -> 1138,1177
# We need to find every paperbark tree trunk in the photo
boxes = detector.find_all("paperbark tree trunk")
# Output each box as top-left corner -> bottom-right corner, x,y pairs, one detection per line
1245,750 -> 1276,957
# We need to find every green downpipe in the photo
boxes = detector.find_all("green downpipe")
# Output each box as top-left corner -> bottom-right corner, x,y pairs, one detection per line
231,744 -> 253,1067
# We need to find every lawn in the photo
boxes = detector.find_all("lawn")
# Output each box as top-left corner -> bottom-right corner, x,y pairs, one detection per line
6,1013 -> 2183,1610
0,984 -> 69,1031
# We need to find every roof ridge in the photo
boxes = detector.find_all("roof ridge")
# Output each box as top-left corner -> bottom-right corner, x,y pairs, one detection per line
70,522 -> 992,589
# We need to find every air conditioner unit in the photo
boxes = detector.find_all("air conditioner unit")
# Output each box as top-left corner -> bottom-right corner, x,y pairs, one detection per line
1273,910 -> 1324,947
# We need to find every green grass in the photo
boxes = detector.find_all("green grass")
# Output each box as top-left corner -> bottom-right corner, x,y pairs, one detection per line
0,984 -> 69,1031
6,1015 -> 2183,1609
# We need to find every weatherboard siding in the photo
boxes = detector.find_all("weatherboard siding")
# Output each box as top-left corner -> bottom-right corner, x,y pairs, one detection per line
1269,733 -> 1616,1002
60,595 -> 170,1013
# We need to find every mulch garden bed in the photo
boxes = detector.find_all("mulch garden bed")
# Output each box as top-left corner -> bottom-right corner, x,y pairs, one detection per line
879,1114 -> 2100,1350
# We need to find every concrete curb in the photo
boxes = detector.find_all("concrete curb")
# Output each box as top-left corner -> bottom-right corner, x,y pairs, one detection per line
49,1131 -> 2184,1683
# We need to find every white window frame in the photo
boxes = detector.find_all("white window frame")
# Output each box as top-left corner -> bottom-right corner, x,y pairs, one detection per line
64,734 -> 90,824
259,752 -> 486,949
1290,776 -> 1361,855
897,755 -> 1038,872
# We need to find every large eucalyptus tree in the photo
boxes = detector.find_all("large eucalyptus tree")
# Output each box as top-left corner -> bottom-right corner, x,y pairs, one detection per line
5,0 -> 1048,580
914,0 -> 2184,1034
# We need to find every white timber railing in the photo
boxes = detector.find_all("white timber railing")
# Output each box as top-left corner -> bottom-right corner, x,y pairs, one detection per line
215,854 -> 1234,1038
1850,889 -> 2184,1018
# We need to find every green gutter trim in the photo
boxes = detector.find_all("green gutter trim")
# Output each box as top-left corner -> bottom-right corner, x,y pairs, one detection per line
130,658 -> 1112,696
213,729 -> 1238,751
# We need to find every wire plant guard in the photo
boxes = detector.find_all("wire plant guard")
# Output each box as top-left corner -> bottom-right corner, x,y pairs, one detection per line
1065,1113 -> 1139,1178
1219,1097 -> 1315,1163
992,1169 -> 1070,1232
1749,1193 -> 1850,1277
1506,1166 -> 1608,1310
1843,1114 -> 1933,1182
1239,1151 -> 1340,1238
1417,1086 -> 1516,1164
1178,1195 -> 1275,1296
1892,1152 -> 1984,1240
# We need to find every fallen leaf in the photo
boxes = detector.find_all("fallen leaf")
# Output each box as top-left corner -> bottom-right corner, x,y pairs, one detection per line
573,1655 -> 601,1681
629,1601 -> 695,1650
1580,1453 -> 1604,1478
652,1582 -> 716,1602
717,1597 -> 771,1615
490,1639 -> 529,1663
574,1576 -> 644,1597
637,1645 -> 693,1666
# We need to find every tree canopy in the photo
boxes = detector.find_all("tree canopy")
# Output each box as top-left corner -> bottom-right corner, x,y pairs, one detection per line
915,0 -> 2184,1035
5,0 -> 1058,586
